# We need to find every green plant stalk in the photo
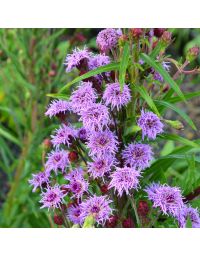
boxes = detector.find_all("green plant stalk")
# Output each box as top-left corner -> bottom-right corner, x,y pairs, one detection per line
129,197 -> 141,227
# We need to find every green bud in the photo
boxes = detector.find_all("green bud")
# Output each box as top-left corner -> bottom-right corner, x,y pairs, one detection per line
186,46 -> 199,62
83,215 -> 95,228
165,120 -> 184,130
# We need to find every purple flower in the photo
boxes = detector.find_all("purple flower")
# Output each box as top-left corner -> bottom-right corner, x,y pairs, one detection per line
77,127 -> 88,142
96,28 -> 120,52
177,206 -> 200,228
67,204 -> 83,225
70,81 -> 97,113
45,149 -> 69,174
80,195 -> 112,225
65,47 -> 91,72
65,168 -> 88,199
51,124 -> 77,148
103,82 -> 131,110
109,166 -> 141,197
137,110 -> 164,140
40,184 -> 66,210
79,103 -> 110,131
145,183 -> 184,216
122,143 -> 153,171
88,155 -> 114,179
45,100 -> 71,118
29,171 -> 50,192
153,72 -> 164,82
162,61 -> 170,72
87,129 -> 118,157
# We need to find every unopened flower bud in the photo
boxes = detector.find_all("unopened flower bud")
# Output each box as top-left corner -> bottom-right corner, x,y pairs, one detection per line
154,28 -> 165,38
138,200 -> 149,217
122,217 -> 135,228
105,215 -> 118,228
186,46 -> 199,62
161,31 -> 172,45
54,215 -> 64,225
100,184 -> 109,194
68,151 -> 79,162
130,28 -> 143,39
48,70 -> 56,77
165,119 -> 184,130
43,138 -> 52,149
118,35 -> 128,47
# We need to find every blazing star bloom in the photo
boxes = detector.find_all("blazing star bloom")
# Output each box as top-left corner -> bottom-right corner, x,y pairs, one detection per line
51,124 -> 77,148
40,184 -> 66,210
103,82 -> 131,110
177,206 -> 200,228
29,171 -> 50,192
109,167 -> 141,197
96,28 -> 120,52
79,103 -> 110,131
65,47 -> 91,72
87,155 -> 114,179
45,149 -> 69,174
65,168 -> 88,199
45,100 -> 71,118
80,195 -> 112,225
77,127 -> 88,142
122,143 -> 153,171
87,130 -> 118,157
67,204 -> 83,225
137,110 -> 164,140
145,183 -> 184,216
70,81 -> 97,113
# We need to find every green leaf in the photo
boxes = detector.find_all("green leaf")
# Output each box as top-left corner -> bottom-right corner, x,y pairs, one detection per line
140,53 -> 185,101
158,134 -> 199,148
155,100 -> 196,130
167,90 -> 200,104
59,62 -> 120,93
186,217 -> 192,228
150,41 -> 163,59
83,215 -> 95,228
0,126 -> 21,147
46,93 -> 69,100
119,42 -> 129,90
135,85 -> 160,116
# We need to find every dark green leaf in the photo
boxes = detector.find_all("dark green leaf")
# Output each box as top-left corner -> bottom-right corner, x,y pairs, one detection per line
119,42 -> 129,90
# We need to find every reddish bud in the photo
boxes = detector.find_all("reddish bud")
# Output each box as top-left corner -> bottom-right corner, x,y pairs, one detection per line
48,70 -> 56,77
138,200 -> 149,217
100,184 -> 109,194
51,63 -> 57,70
54,215 -> 64,225
43,138 -> 52,149
68,151 -> 79,162
130,28 -> 143,39
105,215 -> 118,228
161,31 -> 172,45
154,28 -> 165,38
122,217 -> 135,228
186,46 -> 200,62
152,40 -> 158,49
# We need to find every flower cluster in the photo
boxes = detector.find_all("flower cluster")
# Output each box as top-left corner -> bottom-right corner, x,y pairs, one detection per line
29,28 -> 200,228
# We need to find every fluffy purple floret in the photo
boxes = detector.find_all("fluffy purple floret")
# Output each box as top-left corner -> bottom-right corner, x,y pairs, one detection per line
40,184 -> 66,210
65,168 -> 84,181
109,166 -> 141,197
64,47 -> 91,72
67,204 -> 83,225
88,155 -> 114,179
137,110 -> 164,140
103,82 -> 131,110
80,195 -> 112,225
45,100 -> 71,118
87,129 -> 118,157
153,72 -> 164,82
145,183 -> 184,216
77,127 -> 88,141
122,143 -> 153,171
29,171 -> 50,192
70,81 -> 97,113
45,149 -> 69,174
177,206 -> 200,228
96,28 -> 120,52
79,103 -> 110,131
51,124 -> 77,148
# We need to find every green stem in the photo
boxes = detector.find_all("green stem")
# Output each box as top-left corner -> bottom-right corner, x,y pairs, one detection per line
130,197 -> 141,227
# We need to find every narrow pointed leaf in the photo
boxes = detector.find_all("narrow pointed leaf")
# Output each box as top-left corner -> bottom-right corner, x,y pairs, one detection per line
119,42 -> 130,90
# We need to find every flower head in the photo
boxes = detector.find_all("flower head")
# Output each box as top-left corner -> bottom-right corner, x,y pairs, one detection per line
177,206 -> 200,228
70,81 -> 97,113
96,28 -> 120,52
45,100 -> 71,118
145,183 -> 184,216
80,195 -> 112,225
65,47 -> 91,72
45,149 -> 69,174
87,130 -> 118,157
122,143 -> 153,171
109,166 -> 141,197
67,204 -> 83,225
29,171 -> 50,192
137,110 -> 164,140
103,82 -> 131,110
77,127 -> 88,142
40,184 -> 66,210
80,103 -> 110,131
88,155 -> 114,179
51,124 -> 77,148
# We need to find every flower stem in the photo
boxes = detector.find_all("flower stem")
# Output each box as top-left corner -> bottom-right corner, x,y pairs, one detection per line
129,197 -> 141,227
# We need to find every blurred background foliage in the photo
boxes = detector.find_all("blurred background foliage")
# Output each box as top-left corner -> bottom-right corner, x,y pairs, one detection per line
0,28 -> 200,227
